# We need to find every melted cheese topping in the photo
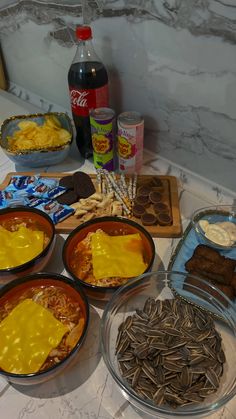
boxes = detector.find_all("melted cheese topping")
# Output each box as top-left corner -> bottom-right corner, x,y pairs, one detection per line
0,225 -> 44,269
91,232 -> 147,279
0,299 -> 68,374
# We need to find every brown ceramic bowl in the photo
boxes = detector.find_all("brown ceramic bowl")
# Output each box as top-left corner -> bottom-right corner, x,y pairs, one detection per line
0,272 -> 89,385
0,206 -> 55,283
63,216 -> 155,301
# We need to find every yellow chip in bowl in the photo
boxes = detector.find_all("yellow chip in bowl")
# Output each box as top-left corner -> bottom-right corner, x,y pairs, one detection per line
45,115 -> 61,129
58,128 -> 71,142
18,121 -> 38,130
7,116 -> 71,152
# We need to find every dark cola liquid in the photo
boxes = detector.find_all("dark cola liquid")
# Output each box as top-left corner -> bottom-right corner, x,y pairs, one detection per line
68,61 -> 108,159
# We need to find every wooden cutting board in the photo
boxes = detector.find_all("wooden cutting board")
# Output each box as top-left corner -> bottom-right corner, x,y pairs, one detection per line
0,172 -> 182,237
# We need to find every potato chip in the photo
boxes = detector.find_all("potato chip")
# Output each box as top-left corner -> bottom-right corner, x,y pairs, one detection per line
45,115 -> 61,129
58,129 -> 71,142
18,121 -> 38,130
7,116 -> 71,152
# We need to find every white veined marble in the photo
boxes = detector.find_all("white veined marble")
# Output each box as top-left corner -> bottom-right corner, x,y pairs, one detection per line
0,1 -> 235,192
0,89 -> 236,419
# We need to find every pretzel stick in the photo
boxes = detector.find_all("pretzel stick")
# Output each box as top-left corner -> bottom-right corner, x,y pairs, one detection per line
132,174 -> 138,200
102,170 -> 131,215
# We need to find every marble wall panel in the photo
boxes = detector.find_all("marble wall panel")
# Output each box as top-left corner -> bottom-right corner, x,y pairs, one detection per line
0,0 -> 235,191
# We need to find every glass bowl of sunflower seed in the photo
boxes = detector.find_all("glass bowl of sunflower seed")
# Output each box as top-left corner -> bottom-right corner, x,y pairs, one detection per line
100,271 -> 236,417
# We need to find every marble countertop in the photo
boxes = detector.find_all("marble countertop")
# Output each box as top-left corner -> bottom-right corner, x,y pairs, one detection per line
0,90 -> 236,419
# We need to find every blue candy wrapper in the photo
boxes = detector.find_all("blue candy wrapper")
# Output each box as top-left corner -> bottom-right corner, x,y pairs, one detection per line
0,190 -> 29,208
31,184 -> 66,199
7,175 -> 38,191
27,197 -> 49,208
32,199 -> 74,223
1,175 -> 73,224
5,175 -> 66,199
39,177 -> 59,188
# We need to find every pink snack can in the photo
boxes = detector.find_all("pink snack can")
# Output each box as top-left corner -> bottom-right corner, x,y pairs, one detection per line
117,111 -> 144,173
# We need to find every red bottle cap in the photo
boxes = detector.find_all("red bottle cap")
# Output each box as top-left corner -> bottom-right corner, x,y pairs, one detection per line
76,26 -> 92,40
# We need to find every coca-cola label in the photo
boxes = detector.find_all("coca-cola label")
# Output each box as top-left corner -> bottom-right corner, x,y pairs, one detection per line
69,84 -> 109,117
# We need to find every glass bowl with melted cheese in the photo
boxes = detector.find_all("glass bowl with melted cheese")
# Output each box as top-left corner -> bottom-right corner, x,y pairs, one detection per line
63,216 -> 155,301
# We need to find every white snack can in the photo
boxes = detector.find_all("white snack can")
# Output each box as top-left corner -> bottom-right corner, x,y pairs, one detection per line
117,111 -> 144,173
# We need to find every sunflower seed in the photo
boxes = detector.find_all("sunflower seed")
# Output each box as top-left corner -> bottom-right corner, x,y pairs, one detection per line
156,365 -> 165,384
217,349 -> 226,364
149,342 -> 168,351
142,366 -> 158,385
122,365 -> 138,379
190,366 -> 206,375
197,330 -> 211,342
131,366 -> 141,387
140,389 -> 153,400
135,348 -> 149,359
124,315 -> 133,330
164,362 -> 183,372
153,355 -> 161,367
115,329 -> 123,353
118,352 -> 134,362
135,309 -> 149,320
143,360 -> 156,376
205,368 -> 219,388
199,388 -> 215,397
146,329 -> 165,338
125,329 -> 137,342
143,298 -> 153,316
153,387 -> 165,405
180,366 -> 190,387
184,393 -> 203,403
165,327 -> 182,337
189,355 -> 207,365
203,344 -> 215,358
116,336 -> 130,354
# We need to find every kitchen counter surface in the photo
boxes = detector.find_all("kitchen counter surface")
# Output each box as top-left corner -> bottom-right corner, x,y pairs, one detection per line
0,89 -> 236,419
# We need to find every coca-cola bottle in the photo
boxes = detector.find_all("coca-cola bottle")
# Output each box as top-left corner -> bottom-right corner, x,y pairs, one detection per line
68,26 -> 109,159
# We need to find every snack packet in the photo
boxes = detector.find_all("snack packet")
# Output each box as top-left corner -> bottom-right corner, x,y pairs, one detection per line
32,199 -> 74,224
6,175 -> 38,191
5,175 -> 66,199
0,190 -> 29,208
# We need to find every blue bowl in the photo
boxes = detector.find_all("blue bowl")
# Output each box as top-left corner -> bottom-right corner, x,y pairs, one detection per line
0,112 -> 73,167
191,205 -> 236,250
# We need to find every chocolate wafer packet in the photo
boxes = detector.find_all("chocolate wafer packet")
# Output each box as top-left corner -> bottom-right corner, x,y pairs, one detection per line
5,175 -> 67,199
31,199 -> 74,224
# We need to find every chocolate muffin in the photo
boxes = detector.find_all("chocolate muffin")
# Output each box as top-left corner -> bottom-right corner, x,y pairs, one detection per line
132,204 -> 146,218
141,213 -> 157,226
137,185 -> 152,197
134,195 -> 150,207
157,212 -> 172,226
153,202 -> 169,214
149,191 -> 162,204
